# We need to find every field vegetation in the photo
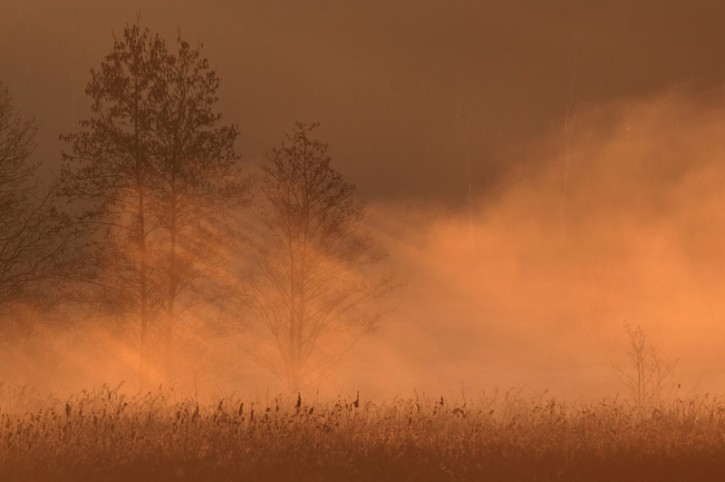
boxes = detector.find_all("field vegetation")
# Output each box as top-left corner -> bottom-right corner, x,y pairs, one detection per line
1,385 -> 724,481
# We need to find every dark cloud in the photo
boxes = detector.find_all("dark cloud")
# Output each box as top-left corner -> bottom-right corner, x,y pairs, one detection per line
3,0 -> 725,204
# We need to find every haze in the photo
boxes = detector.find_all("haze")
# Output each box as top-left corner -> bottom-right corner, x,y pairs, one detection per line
2,0 -> 725,401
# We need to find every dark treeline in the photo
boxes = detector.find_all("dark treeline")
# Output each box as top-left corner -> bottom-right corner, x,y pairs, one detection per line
0,21 -> 394,393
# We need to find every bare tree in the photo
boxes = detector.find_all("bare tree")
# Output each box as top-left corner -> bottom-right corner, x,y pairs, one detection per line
249,123 -> 394,392
150,34 -> 248,351
59,21 -> 246,383
614,322 -> 677,406
60,23 -> 166,368
0,82 -> 69,313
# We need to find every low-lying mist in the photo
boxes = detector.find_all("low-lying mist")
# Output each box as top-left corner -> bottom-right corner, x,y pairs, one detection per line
4,87 -> 725,402
343,87 -> 725,400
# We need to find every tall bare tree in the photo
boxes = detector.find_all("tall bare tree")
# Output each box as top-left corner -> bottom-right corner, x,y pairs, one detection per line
151,36 -> 246,348
60,22 -> 246,381
60,23 -> 165,362
250,123 -> 394,392
0,82 -> 68,314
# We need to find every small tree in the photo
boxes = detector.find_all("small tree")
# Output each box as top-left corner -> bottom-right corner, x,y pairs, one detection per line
250,122 -> 394,392
614,322 -> 677,406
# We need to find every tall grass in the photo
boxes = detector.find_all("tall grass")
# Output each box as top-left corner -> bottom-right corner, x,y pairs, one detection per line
1,384 -> 724,481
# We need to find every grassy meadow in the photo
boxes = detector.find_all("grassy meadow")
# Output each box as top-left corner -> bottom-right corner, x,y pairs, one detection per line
1,385 -> 725,481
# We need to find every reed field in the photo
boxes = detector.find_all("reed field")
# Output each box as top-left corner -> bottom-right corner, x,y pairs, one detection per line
1,385 -> 725,481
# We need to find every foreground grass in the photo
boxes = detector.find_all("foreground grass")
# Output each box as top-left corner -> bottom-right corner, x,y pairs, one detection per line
1,386 -> 725,481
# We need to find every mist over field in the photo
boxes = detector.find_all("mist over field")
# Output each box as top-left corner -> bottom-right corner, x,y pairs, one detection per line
6,3 -> 725,480
0,0 -> 725,406
346,88 -> 725,400
2,86 -> 725,403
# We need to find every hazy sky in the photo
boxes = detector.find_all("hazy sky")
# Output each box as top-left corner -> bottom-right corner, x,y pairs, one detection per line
4,0 -> 725,398
3,0 -> 725,205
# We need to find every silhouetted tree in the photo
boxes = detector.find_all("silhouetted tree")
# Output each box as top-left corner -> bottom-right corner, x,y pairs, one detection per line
150,33 -> 246,349
250,123 -> 394,392
60,23 -> 164,361
60,22 -> 246,381
0,82 -> 68,313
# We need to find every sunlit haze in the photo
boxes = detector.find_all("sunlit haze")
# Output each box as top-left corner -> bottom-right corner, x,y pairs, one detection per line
3,0 -> 725,402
